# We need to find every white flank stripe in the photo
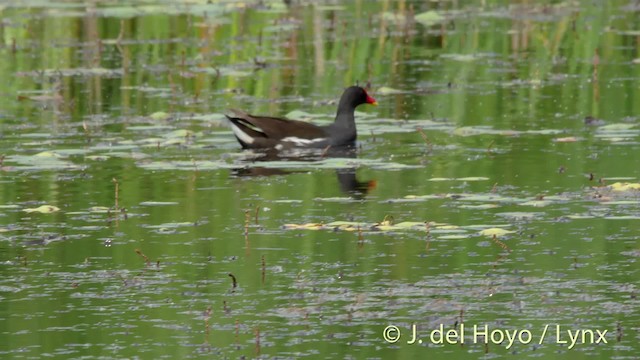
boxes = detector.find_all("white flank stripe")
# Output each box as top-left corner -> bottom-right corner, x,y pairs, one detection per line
281,137 -> 326,145
230,123 -> 255,144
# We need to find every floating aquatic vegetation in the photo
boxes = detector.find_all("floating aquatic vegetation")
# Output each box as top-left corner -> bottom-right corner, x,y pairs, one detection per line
496,212 -> 542,220
5,152 -> 81,171
281,218 -> 518,240
451,126 -> 566,137
414,10 -> 445,27
388,194 -> 443,202
376,86 -> 405,95
0,205 -> 20,210
17,68 -> 123,78
85,155 -> 110,161
438,234 -> 470,240
597,123 -> 637,131
23,205 -> 60,213
380,12 -> 408,25
554,136 -> 579,142
144,222 -> 196,234
440,54 -> 480,62
148,112 -> 171,121
254,157 -> 420,170
428,177 -> 490,182
457,204 -> 500,209
609,182 -> 640,191
137,160 -> 236,171
452,126 -> 518,136
139,201 -> 179,206
594,123 -> 639,142
197,67 -> 252,78
313,197 -> 360,203
520,199 -> 552,207
65,206 -> 112,216
479,228 -> 515,237
445,193 -> 526,204
283,220 -> 448,232
181,113 -> 228,125
85,3 -> 233,18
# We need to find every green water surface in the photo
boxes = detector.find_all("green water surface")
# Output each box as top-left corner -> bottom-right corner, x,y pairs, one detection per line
1,1 -> 639,359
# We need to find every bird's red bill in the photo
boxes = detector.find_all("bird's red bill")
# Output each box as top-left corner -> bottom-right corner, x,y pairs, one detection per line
365,93 -> 378,106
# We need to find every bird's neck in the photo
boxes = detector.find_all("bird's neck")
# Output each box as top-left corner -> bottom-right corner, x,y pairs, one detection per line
334,107 -> 356,129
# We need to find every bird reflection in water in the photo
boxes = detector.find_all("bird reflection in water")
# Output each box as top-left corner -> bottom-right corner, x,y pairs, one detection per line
231,146 -> 376,199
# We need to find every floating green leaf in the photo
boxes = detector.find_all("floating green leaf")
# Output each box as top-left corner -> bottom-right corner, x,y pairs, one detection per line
376,86 -> 404,95
458,204 -> 500,209
520,200 -> 551,207
0,205 -> 20,209
381,12 -> 408,24
597,123 -> 636,131
23,205 -> 60,213
414,10 -> 445,27
429,177 -> 490,182
149,111 -> 170,120
140,201 -> 179,206
479,228 -> 515,237
609,182 -> 640,191
6,154 -> 80,171
497,212 -> 541,220
283,220 -> 451,232
85,155 -> 110,161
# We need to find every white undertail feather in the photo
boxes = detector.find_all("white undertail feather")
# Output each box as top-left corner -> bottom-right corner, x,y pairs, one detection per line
281,137 -> 326,145
229,123 -> 255,144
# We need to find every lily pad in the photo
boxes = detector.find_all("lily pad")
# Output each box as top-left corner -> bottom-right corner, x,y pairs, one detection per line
139,201 -> 179,206
23,205 -> 60,214
17,68 -> 123,78
85,155 -> 109,161
144,222 -> 196,234
149,112 -> 171,120
163,129 -> 195,139
6,154 -> 80,171
198,67 -> 252,78
496,212 -> 541,220
429,177 -> 490,182
452,126 -> 519,137
458,204 -> 500,210
376,86 -> 404,95
597,123 -> 636,131
0,205 -> 20,209
554,137 -> 579,142
414,10 -> 445,27
137,160 -> 236,171
282,223 -> 324,230
609,182 -> 640,191
283,220 -> 449,232
438,234 -> 471,240
520,200 -> 551,207
479,228 -> 515,237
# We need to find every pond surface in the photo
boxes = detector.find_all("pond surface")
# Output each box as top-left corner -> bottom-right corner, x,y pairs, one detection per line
1,1 -> 639,359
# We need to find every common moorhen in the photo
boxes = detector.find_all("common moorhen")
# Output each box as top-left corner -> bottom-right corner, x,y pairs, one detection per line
226,86 -> 377,149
